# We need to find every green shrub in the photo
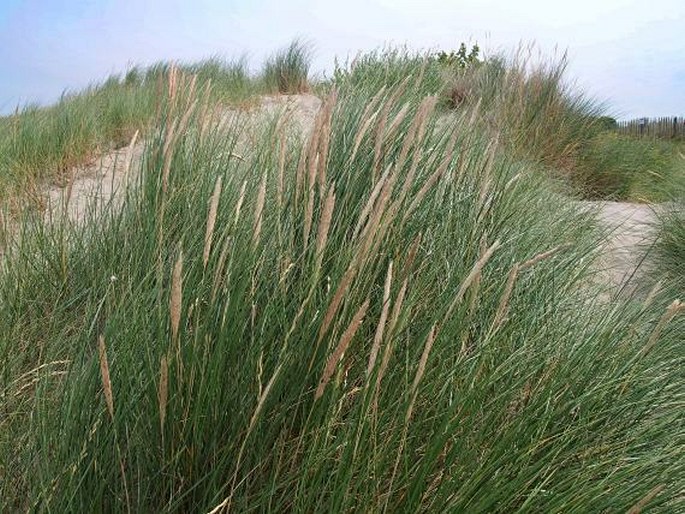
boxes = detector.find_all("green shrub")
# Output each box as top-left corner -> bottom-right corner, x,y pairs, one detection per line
435,43 -> 481,69
595,115 -> 618,131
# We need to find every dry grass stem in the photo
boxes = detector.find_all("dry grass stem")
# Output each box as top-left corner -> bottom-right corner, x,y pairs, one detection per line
234,180 -> 247,227
253,171 -> 267,247
353,164 -> 392,240
203,176 -> 223,268
643,299 -> 683,356
367,261 -> 394,378
520,244 -> 566,270
626,484 -> 665,514
406,324 -> 436,422
491,263 -> 520,332
213,363 -> 283,514
384,103 -> 410,143
314,183 -> 336,272
170,248 -> 183,341
315,299 -> 370,400
441,240 -> 501,330
98,335 -> 114,420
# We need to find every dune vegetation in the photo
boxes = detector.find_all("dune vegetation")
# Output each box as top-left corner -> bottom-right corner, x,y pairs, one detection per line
0,42 -> 683,512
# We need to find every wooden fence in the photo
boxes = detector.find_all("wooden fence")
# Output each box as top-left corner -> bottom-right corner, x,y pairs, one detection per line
616,116 -> 685,139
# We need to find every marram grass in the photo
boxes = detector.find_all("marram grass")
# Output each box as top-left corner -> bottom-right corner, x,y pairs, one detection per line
0,60 -> 683,513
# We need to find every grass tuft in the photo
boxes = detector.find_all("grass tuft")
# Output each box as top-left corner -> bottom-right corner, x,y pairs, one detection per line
262,39 -> 313,94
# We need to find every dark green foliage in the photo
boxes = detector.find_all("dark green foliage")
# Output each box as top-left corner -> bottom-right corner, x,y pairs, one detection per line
435,42 -> 481,69
596,115 -> 618,130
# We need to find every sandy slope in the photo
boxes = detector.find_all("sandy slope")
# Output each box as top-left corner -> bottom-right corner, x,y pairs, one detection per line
43,94 -> 322,224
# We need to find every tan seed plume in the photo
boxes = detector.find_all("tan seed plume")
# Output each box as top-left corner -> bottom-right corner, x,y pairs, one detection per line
314,183 -> 336,273
520,244 -> 567,270
253,171 -> 267,247
98,335 -> 114,420
303,187 -> 315,248
627,484 -> 665,514
123,130 -> 139,179
203,176 -> 223,269
234,180 -> 247,227
170,248 -> 183,341
349,109 -> 380,164
317,263 -> 359,344
490,245 -> 566,333
401,234 -> 422,280
176,98 -> 198,141
357,166 -> 397,247
315,299 -> 370,400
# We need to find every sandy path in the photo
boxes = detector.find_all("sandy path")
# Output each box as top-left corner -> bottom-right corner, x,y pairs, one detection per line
582,201 -> 660,296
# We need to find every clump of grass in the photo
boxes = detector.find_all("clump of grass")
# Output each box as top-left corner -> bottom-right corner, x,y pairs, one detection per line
1,61 -> 683,513
262,40 -> 312,94
0,57 -> 257,211
446,49 -> 604,175
576,133 -> 685,201
654,203 -> 685,295
181,56 -> 254,100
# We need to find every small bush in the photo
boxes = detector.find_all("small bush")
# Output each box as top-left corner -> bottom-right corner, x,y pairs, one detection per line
262,40 -> 312,94
435,43 -> 481,69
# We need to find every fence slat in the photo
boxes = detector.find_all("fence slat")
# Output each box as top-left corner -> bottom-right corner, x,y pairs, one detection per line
617,116 -> 685,139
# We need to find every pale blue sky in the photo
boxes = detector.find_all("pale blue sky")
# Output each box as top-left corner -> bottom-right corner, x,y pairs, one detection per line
1,0 -> 683,118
